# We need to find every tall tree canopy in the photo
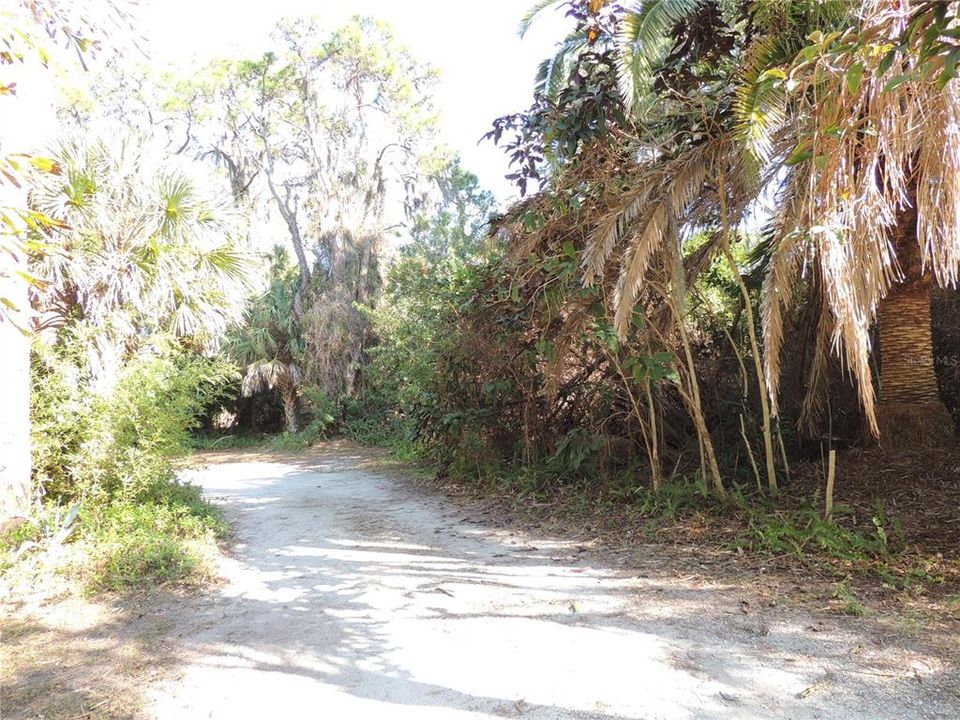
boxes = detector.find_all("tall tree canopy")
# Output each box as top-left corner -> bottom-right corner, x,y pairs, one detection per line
163,16 -> 443,399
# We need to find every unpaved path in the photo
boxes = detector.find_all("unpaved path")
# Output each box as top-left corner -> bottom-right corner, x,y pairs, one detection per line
147,449 -> 959,719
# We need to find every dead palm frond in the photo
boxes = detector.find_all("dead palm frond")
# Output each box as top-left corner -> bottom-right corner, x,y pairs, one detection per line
581,140 -> 717,336
760,169 -> 809,417
240,358 -> 303,397
608,0 -> 958,433
766,0 -> 960,431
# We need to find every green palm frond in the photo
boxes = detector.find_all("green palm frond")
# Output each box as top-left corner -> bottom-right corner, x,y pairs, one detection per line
157,172 -> 197,238
732,5 -> 846,168
29,130 -> 252,367
226,246 -> 304,386
733,48 -> 788,167
170,293 -> 202,337
519,0 -> 567,38
199,244 -> 254,283
616,0 -> 704,116
535,31 -> 588,99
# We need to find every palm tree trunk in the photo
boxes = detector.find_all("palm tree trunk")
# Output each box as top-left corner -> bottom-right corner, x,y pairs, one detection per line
875,204 -> 954,449
279,382 -> 299,434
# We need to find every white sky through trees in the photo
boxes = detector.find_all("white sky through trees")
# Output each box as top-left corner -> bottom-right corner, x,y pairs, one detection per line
144,0 -> 568,204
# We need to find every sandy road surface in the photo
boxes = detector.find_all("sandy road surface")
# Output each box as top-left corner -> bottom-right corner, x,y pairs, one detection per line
147,449 -> 959,719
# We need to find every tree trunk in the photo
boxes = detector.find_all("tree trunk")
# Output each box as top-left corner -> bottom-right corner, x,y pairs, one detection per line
278,382 -> 299,433
875,204 -> 954,449
342,334 -> 364,398
263,157 -> 311,319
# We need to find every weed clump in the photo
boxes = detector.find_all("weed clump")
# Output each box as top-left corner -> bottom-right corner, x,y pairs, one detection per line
83,488 -> 223,592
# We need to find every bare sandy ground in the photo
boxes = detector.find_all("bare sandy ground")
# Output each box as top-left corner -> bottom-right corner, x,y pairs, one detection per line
137,448 -> 959,720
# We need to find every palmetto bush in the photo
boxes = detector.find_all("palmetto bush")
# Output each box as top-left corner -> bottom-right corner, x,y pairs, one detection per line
29,130 -> 251,386
228,247 -> 306,433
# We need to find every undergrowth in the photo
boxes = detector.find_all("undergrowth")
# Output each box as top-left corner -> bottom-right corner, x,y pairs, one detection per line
424,452 -> 941,593
192,418 -> 330,454
3,338 -> 233,595
191,433 -> 267,451
81,483 -> 225,592
1,479 -> 224,594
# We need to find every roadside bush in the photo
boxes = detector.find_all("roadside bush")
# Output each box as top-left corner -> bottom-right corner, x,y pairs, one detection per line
744,500 -> 905,565
21,335 -> 236,592
190,433 -> 267,451
267,419 -> 327,452
32,335 -> 237,505
339,164 -> 496,462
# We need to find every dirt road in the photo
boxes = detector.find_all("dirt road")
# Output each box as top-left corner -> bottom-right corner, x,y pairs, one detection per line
145,449 -> 958,719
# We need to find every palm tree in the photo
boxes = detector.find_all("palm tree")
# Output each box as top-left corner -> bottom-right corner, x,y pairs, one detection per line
761,1 -> 959,448
522,0 -> 959,448
229,248 -> 305,433
29,131 -> 251,384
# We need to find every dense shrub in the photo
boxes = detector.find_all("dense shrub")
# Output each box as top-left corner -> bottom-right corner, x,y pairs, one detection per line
346,255 -> 488,454
22,334 -> 236,591
83,489 -> 224,592
32,335 -> 236,504
342,165 -> 497,461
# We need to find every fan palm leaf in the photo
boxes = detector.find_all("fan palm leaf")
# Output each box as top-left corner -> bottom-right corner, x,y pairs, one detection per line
29,131 -> 252,376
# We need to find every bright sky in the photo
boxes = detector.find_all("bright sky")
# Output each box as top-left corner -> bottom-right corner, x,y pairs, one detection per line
141,0 -> 569,204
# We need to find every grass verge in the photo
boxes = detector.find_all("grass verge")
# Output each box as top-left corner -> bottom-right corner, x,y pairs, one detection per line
2,479 -> 225,596
398,454 -> 960,619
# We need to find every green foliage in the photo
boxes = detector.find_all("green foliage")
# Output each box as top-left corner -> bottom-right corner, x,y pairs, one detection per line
82,484 -> 224,592
22,332 -> 236,593
300,385 -> 338,431
11,175 -> 239,595
1,0 -> 125,323
0,518 -> 42,557
544,428 -> 601,483
834,580 -> 867,617
228,247 -> 305,433
487,2 -> 625,194
745,503 -> 899,563
344,161 -> 495,459
633,475 -> 718,519
230,248 -> 304,368
2,479 -> 225,593
32,334 -> 237,505
400,205 -> 708,487
87,528 -> 201,592
29,132 -> 251,356
266,420 -> 327,452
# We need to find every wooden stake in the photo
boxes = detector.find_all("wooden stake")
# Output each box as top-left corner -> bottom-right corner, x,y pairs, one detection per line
825,449 -> 836,519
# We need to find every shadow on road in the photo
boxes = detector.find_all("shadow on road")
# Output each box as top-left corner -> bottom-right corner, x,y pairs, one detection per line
5,447 -> 958,720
